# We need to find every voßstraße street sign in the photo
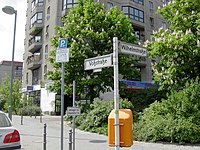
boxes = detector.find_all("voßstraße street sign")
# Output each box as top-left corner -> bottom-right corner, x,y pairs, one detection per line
84,54 -> 113,70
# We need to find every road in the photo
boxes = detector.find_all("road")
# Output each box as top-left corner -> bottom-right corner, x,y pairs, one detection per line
12,115 -> 200,150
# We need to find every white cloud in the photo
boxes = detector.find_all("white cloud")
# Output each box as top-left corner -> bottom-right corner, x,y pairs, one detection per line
0,0 -> 26,62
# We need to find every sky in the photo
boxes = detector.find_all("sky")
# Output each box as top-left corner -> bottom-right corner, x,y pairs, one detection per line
0,0 -> 26,62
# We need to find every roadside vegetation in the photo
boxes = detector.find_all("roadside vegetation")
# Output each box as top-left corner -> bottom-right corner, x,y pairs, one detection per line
0,76 -> 41,116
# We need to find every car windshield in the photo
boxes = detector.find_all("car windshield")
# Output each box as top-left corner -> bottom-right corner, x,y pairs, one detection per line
0,113 -> 11,127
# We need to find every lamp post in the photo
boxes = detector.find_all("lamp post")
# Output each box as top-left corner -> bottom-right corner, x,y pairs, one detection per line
2,6 -> 17,121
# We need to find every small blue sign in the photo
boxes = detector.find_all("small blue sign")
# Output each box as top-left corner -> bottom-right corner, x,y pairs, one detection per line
58,38 -> 68,49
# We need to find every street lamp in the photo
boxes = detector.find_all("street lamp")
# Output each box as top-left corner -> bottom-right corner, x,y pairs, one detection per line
2,6 -> 17,121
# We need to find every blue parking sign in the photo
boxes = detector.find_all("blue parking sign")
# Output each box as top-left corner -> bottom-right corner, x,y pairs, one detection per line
58,38 -> 68,49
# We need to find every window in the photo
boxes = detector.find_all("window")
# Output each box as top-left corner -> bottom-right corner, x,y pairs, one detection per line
44,65 -> 47,80
62,0 -> 78,10
107,2 -> 113,10
32,68 -> 39,85
47,6 -> 50,20
150,17 -> 154,27
132,0 -> 144,5
31,0 -> 43,11
28,35 -> 42,46
162,22 -> 166,29
122,6 -> 144,23
17,66 -> 23,70
35,36 -> 41,42
26,72 -> 28,84
30,12 -> 43,28
161,0 -> 169,7
149,1 -> 153,11
46,25 -> 49,39
135,30 -> 140,39
45,44 -> 48,59
0,113 -> 11,127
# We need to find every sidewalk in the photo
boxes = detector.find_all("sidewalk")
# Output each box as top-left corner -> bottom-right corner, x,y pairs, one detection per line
12,115 -> 200,150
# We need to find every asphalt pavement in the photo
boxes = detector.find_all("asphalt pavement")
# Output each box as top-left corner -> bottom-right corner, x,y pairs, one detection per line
12,115 -> 200,150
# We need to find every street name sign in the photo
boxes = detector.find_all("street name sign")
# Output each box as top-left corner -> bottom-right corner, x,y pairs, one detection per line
84,54 -> 113,70
56,48 -> 70,63
119,41 -> 147,57
67,107 -> 81,116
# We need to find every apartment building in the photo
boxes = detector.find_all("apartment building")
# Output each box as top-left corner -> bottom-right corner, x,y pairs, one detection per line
22,0 -> 168,114
0,61 -> 23,85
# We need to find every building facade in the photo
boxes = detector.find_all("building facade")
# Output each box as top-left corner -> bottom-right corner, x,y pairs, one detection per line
0,61 -> 23,85
22,0 -> 168,114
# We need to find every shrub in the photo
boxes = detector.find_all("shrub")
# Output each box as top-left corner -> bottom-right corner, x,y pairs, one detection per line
75,99 -> 134,135
20,105 -> 41,116
134,79 -> 200,144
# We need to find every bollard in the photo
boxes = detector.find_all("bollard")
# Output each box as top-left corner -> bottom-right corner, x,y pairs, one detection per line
69,129 -> 72,150
40,111 -> 42,123
30,108 -> 32,118
43,123 -> 47,150
21,110 -> 23,125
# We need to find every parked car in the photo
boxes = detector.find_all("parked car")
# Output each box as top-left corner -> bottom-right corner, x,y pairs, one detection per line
0,111 -> 21,149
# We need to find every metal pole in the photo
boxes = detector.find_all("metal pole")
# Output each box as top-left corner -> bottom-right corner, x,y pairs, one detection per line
8,11 -> 17,121
21,109 -> 23,125
43,123 -> 47,150
72,80 -> 76,150
69,129 -> 72,150
61,62 -> 64,150
40,110 -> 42,123
113,37 -> 120,150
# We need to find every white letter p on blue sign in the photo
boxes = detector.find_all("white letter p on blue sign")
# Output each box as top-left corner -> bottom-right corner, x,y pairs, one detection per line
59,38 -> 68,49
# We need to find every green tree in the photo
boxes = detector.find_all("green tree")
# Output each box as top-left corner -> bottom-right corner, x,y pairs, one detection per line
146,0 -> 200,90
0,76 -> 22,114
49,0 -> 139,102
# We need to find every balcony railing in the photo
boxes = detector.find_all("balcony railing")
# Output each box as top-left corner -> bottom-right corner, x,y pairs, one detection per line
29,23 -> 43,36
27,53 -> 42,70
28,36 -> 42,53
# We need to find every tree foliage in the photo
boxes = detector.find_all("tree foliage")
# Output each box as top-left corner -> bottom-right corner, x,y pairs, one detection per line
146,0 -> 200,89
48,0 -> 139,102
0,76 -> 22,114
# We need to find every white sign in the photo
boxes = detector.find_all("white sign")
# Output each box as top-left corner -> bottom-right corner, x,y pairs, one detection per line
67,107 -> 81,116
84,54 -> 113,70
119,41 -> 147,57
56,48 -> 70,63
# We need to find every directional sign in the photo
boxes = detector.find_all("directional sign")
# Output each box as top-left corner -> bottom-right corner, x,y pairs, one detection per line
119,41 -> 147,57
67,107 -> 81,116
58,38 -> 68,49
56,48 -> 70,63
84,54 -> 113,70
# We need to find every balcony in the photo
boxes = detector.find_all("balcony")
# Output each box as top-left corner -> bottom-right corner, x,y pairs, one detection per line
28,36 -> 42,53
29,23 -> 43,36
27,54 -> 42,70
31,4 -> 44,15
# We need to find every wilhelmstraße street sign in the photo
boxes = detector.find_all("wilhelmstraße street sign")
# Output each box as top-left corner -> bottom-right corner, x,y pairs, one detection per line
56,48 -> 70,63
67,107 -> 81,116
119,41 -> 147,57
84,54 -> 113,70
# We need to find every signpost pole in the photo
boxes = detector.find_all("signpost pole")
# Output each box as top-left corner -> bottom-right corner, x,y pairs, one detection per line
72,80 -> 76,150
61,62 -> 64,150
113,37 -> 120,150
57,38 -> 68,150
